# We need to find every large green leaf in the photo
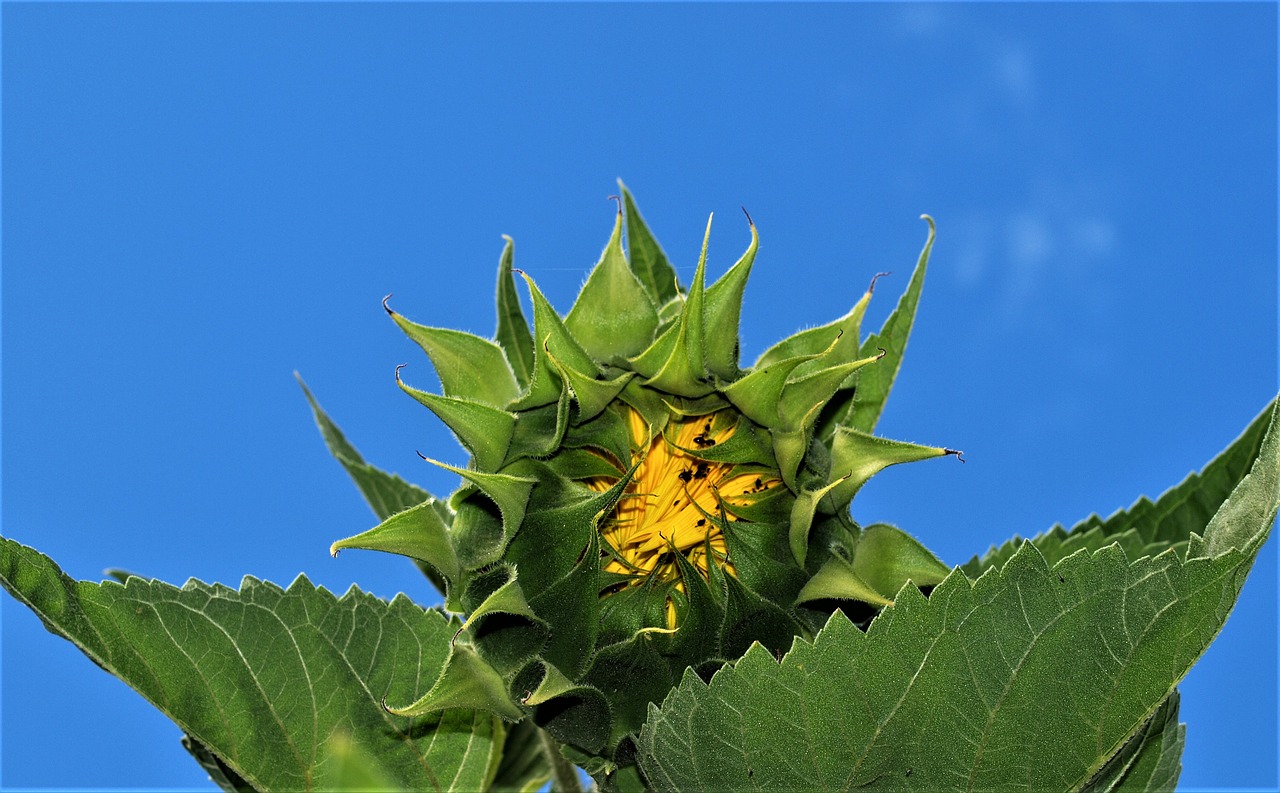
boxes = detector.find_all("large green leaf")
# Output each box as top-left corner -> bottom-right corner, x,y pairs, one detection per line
1080,690 -> 1183,793
638,399 -> 1277,792
0,538 -> 500,792
182,736 -> 256,793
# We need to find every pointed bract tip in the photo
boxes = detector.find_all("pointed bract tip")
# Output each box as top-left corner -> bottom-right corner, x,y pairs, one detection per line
868,271 -> 892,294
382,294 -> 395,315
945,448 -> 966,463
741,206 -> 754,226
293,372 -> 318,405
920,214 -> 936,230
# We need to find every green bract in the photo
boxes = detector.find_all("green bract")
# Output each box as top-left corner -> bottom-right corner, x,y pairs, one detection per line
315,183 -> 960,780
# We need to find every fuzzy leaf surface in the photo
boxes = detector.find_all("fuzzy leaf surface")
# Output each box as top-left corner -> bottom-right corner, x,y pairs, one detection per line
565,209 -> 659,362
0,538 -> 499,792
619,180 -> 681,307
495,235 -> 536,388
639,400 -> 1277,792
836,216 -> 935,436
1080,690 -> 1183,793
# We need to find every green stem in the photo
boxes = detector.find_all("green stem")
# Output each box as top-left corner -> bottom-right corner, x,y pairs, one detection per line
537,726 -> 585,793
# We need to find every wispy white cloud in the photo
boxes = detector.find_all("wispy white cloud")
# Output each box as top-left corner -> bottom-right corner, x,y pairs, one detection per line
917,24 -> 1120,320
949,203 -> 1118,321
994,46 -> 1036,103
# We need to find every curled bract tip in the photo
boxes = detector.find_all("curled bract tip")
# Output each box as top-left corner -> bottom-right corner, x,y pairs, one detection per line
945,448 -> 966,463
868,271 -> 892,294
381,294 -> 395,315
608,194 -> 622,213
741,206 -> 754,226
329,543 -> 341,558
875,347 -> 888,360
394,363 -> 408,383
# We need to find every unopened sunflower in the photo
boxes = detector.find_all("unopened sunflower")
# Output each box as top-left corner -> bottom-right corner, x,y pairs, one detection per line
321,183 -> 960,778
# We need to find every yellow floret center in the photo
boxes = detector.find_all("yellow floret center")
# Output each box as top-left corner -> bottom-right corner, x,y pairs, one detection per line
586,407 -> 778,626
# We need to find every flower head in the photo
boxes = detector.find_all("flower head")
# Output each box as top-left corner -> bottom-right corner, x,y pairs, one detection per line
324,184 -> 958,772
590,407 -> 780,625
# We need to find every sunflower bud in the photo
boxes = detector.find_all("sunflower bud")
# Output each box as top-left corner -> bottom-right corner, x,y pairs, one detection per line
326,184 -> 957,774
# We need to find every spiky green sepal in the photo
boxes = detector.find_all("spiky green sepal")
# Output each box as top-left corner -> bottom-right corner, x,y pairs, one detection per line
310,185 -> 958,779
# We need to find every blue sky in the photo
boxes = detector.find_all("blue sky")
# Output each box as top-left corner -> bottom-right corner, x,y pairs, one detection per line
2,3 -> 1275,789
